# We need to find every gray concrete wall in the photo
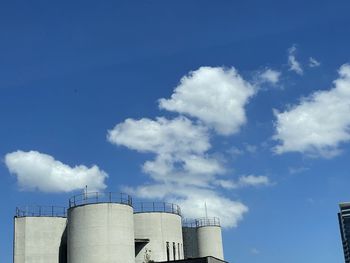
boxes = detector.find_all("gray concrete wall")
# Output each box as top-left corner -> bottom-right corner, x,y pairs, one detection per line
197,226 -> 224,260
134,212 -> 183,263
182,227 -> 198,259
207,257 -> 227,263
67,203 -> 134,263
14,216 -> 67,263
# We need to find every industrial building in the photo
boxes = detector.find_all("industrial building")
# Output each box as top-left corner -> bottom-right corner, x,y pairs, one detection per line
13,192 -> 226,263
339,202 -> 350,263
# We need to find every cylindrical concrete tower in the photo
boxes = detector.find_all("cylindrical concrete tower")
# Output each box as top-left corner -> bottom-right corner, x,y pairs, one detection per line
134,202 -> 183,263
67,192 -> 134,263
196,217 -> 224,260
14,206 -> 67,263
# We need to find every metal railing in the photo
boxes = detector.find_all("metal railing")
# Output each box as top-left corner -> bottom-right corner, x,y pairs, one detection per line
15,206 -> 67,218
182,217 -> 221,228
68,192 -> 132,208
133,202 -> 182,216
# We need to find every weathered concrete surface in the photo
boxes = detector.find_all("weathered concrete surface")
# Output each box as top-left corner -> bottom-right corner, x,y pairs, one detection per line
134,212 -> 183,263
14,216 -> 67,263
182,227 -> 198,259
197,226 -> 224,260
67,203 -> 134,263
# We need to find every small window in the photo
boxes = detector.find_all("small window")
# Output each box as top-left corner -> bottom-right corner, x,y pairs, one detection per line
178,243 -> 180,259
173,242 -> 176,260
166,242 -> 170,261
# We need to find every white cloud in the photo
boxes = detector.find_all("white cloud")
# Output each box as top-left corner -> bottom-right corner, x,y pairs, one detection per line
108,117 -> 222,188
126,184 -> 248,228
237,175 -> 270,187
288,166 -> 309,175
216,175 -> 271,189
107,66 -> 269,228
171,188 -> 248,228
107,117 -> 210,155
215,179 -> 237,189
226,144 -> 257,157
288,45 -> 303,75
158,66 -> 256,135
259,68 -> 281,84
244,144 -> 257,153
309,57 -> 321,68
273,64 -> 350,157
227,146 -> 244,156
142,155 -> 224,188
5,150 -> 107,192
108,115 -> 249,227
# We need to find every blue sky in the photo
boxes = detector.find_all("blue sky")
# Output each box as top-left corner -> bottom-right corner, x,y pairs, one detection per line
1,1 -> 350,262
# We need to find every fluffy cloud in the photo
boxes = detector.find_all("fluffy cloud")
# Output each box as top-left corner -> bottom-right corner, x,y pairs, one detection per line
125,184 -> 248,228
259,68 -> 281,84
158,67 -> 256,135
171,188 -> 248,228
108,117 -> 223,187
108,115 -> 248,227
216,175 -> 270,189
5,150 -> 107,192
237,175 -> 270,187
288,45 -> 303,75
309,57 -> 321,68
108,66 -> 267,228
273,64 -> 350,157
107,117 -> 210,155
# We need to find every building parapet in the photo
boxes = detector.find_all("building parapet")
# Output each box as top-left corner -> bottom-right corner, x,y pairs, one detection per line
183,217 -> 221,228
15,206 -> 67,218
133,201 -> 182,216
68,192 -> 132,208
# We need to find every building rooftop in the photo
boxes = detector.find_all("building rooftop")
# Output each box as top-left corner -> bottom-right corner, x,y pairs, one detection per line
156,256 -> 228,263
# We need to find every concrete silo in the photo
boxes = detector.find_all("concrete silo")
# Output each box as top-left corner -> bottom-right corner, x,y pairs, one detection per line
196,218 -> 224,260
14,206 -> 67,263
134,202 -> 183,263
67,192 -> 134,263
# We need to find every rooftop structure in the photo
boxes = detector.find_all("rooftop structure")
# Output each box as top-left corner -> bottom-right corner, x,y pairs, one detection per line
13,192 -> 226,263
157,256 -> 227,263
